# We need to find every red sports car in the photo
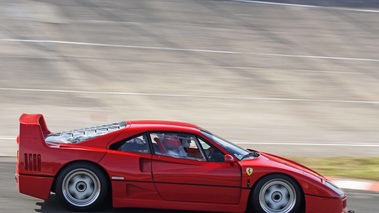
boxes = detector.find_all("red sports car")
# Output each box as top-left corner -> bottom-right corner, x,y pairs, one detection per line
16,114 -> 351,213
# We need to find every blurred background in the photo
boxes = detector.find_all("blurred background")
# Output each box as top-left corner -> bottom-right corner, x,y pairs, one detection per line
1,0 -> 379,158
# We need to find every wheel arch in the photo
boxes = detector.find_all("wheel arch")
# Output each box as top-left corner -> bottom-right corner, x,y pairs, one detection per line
248,172 -> 306,213
51,160 -> 112,198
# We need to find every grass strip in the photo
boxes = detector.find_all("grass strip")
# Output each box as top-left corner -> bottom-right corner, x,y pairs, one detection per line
288,157 -> 379,181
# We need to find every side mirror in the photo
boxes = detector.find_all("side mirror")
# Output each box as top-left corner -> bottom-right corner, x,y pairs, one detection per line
224,154 -> 235,164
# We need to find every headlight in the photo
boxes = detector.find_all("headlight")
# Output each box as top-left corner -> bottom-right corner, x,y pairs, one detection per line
325,181 -> 345,196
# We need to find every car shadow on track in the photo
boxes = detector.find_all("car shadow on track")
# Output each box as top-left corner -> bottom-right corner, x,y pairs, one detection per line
34,194 -> 208,213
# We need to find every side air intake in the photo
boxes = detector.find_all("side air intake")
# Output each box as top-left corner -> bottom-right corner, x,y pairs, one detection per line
24,153 -> 41,171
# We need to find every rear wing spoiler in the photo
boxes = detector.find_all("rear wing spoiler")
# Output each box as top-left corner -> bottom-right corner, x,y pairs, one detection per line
19,114 -> 51,137
18,113 -> 52,155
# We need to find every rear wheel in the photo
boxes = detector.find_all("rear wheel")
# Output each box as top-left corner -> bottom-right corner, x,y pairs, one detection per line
251,174 -> 302,213
55,162 -> 108,211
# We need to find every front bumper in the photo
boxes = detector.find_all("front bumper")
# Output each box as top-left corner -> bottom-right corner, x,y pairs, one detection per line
305,194 -> 348,213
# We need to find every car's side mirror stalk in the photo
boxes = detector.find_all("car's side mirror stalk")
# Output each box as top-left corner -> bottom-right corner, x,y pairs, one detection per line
224,154 -> 235,165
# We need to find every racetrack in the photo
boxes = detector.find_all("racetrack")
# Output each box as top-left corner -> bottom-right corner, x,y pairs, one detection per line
1,0 -> 379,212
1,0 -> 379,157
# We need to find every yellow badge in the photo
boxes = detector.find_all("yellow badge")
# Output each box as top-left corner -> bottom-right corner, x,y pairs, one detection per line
246,167 -> 253,176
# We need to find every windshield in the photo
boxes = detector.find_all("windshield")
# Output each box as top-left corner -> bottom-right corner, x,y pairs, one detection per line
201,130 -> 253,160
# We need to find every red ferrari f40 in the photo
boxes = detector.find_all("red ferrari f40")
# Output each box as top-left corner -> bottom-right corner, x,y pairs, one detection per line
15,114 -> 353,213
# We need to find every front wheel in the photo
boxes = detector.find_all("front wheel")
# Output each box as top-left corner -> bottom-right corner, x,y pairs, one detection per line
55,162 -> 108,211
251,174 -> 303,213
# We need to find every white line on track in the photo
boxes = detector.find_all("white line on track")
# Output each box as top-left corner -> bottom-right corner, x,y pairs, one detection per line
0,137 -> 16,140
232,0 -> 379,13
332,180 -> 373,191
1,87 -> 379,105
1,38 -> 379,62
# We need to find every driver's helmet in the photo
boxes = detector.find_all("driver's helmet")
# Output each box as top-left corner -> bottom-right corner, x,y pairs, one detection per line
163,135 -> 181,149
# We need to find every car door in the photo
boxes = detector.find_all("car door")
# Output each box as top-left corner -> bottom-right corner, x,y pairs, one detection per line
150,132 -> 242,204
99,134 -> 155,201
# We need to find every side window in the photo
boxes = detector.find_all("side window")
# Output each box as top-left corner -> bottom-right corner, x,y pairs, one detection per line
149,132 -> 205,161
198,137 -> 225,162
110,134 -> 150,154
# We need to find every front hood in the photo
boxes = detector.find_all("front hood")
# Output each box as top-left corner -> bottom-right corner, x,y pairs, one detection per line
259,151 -> 325,180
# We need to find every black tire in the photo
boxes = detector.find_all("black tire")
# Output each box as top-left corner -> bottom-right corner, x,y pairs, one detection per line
251,174 -> 302,213
55,162 -> 109,211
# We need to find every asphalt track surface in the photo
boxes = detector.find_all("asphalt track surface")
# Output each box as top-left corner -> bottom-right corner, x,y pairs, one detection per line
1,0 -> 379,157
1,0 -> 379,158
0,0 -> 379,212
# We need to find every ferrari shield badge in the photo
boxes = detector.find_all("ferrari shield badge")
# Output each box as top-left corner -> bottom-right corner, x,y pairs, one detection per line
246,167 -> 253,176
